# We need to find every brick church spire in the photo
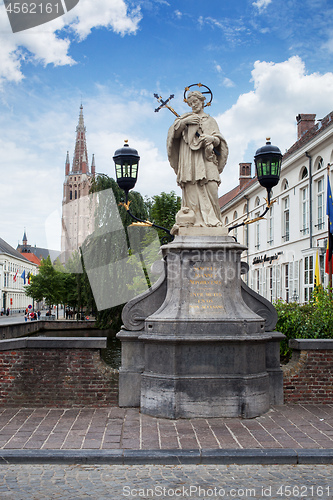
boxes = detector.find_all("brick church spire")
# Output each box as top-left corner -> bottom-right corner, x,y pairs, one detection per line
91,153 -> 96,176
72,104 -> 89,174
61,105 -> 96,263
65,151 -> 70,176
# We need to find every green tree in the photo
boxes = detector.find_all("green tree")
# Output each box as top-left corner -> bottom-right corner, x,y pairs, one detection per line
150,191 -> 181,241
25,256 -> 64,310
90,175 -> 148,228
85,174 -> 150,330
55,250 -> 97,320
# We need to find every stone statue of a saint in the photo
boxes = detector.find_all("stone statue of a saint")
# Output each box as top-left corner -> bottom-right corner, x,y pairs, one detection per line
167,90 -> 228,232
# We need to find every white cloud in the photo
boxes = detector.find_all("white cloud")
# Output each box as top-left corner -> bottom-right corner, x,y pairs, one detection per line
322,37 -> 333,54
0,88 -> 178,249
68,0 -> 142,40
216,56 -> 333,194
223,77 -> 235,88
0,0 -> 142,89
252,0 -> 272,13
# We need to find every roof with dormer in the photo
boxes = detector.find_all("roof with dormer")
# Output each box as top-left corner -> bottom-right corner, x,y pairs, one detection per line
0,238 -> 31,262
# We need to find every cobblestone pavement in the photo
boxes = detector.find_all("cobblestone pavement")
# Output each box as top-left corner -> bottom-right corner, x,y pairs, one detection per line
1,404 -> 333,450
0,463 -> 332,499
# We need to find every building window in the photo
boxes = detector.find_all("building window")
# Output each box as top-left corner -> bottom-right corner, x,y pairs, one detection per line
70,191 -> 72,200
225,216 -> 229,226
301,186 -> 309,234
282,197 -> 290,242
75,190 -> 78,200
284,264 -> 289,302
268,206 -> 274,245
316,178 -> 325,230
317,158 -> 324,170
243,224 -> 248,247
233,211 -> 238,240
255,269 -> 260,293
301,166 -> 308,179
255,212 -> 260,249
269,267 -> 274,302
304,255 -> 313,302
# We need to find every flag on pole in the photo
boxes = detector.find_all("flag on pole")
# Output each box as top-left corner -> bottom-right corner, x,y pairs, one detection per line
315,249 -> 321,287
325,234 -> 333,273
27,272 -> 31,284
327,174 -> 333,224
326,175 -> 333,274
21,270 -> 26,284
13,270 -> 18,282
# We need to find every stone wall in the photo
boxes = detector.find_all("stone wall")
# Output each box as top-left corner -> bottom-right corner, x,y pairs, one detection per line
0,337 -> 119,407
0,320 -> 98,340
283,339 -> 333,403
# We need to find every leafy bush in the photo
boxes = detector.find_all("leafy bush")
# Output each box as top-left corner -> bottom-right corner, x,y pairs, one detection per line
275,287 -> 333,361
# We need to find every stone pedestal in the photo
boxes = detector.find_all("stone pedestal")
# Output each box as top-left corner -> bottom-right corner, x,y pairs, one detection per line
117,233 -> 284,418
140,235 -> 268,418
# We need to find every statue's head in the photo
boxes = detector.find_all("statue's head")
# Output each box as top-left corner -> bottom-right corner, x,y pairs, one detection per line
187,91 -> 206,107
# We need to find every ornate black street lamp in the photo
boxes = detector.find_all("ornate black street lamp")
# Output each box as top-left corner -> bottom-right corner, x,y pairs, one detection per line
229,138 -> 282,233
254,138 -> 282,205
113,140 -> 140,198
113,141 -> 172,240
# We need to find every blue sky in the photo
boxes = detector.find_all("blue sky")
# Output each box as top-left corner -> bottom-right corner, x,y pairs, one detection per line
1,0 -> 333,250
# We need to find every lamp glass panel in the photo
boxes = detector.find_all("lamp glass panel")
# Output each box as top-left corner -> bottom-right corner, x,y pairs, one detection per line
262,162 -> 267,175
131,164 -> 138,178
124,162 -> 129,177
116,164 -> 122,179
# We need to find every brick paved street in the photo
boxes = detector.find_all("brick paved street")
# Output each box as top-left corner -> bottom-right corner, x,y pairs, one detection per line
0,404 -> 333,498
0,463 -> 333,499
1,404 -> 333,451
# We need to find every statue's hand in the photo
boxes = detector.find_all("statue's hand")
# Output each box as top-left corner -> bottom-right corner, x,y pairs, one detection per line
203,135 -> 220,147
182,114 -> 200,126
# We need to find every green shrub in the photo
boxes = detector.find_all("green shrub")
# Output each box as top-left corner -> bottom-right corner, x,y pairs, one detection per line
275,287 -> 333,361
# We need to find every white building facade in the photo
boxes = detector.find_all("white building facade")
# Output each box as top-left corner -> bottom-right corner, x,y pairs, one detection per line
0,238 -> 38,314
220,112 -> 333,304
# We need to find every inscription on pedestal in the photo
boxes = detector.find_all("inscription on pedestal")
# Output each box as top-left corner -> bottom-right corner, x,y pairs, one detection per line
188,263 -> 224,316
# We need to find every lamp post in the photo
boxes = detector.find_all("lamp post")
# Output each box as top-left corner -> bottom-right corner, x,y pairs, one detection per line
229,138 -> 282,234
113,141 -> 172,240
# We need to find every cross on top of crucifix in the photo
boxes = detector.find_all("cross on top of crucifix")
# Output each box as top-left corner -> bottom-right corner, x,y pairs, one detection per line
154,83 -> 213,118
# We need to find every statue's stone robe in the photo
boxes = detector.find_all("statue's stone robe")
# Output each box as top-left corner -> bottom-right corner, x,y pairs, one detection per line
167,113 -> 228,227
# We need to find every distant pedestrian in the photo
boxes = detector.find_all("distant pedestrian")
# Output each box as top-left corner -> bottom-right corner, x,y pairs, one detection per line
37,310 -> 41,320
6,308 -> 9,316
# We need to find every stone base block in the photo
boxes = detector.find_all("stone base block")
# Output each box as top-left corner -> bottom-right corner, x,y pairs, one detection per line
141,372 -> 270,419
118,369 -> 141,407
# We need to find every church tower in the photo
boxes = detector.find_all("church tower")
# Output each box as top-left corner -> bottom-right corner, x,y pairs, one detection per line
61,105 -> 96,263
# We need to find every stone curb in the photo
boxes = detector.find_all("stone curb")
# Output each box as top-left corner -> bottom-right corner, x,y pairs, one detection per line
0,449 -> 332,465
